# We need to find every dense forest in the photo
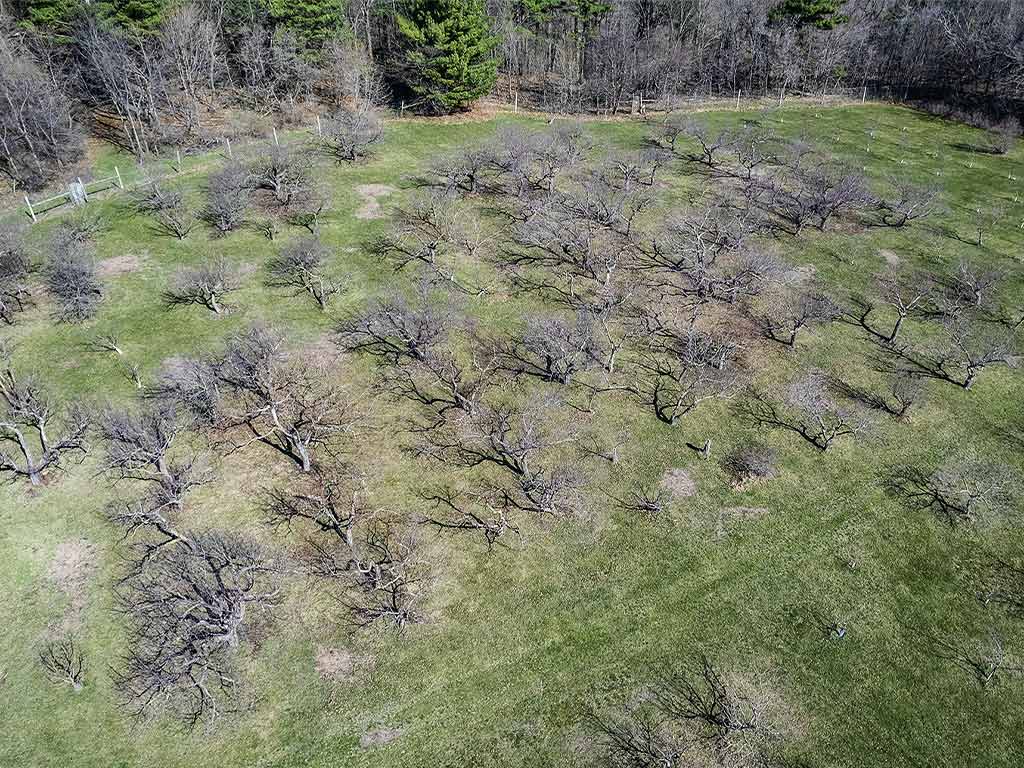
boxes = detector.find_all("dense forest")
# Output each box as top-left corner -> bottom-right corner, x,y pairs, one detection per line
1,0 -> 1023,191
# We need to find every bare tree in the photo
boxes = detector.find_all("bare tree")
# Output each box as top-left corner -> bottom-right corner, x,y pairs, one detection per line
263,463 -> 425,631
373,191 -> 485,294
722,443 -> 778,486
46,236 -> 102,324
0,360 -> 89,485
333,521 -> 424,632
263,464 -> 367,549
266,237 -> 341,310
114,531 -> 279,727
426,146 -> 499,195
484,313 -> 601,385
39,636 -> 86,692
883,456 -> 1016,526
878,179 -> 941,227
250,145 -> 315,210
163,258 -> 239,314
0,222 -> 34,325
978,558 -> 1024,619
610,483 -> 671,520
337,286 -> 456,363
214,325 -> 359,472
622,320 -> 743,426
657,117 -> 736,167
928,630 -> 1022,688
844,270 -> 931,344
931,260 -> 1004,315
148,357 -> 221,427
131,181 -> 183,216
986,117 -> 1021,155
879,314 -> 1013,390
151,202 -> 198,240
378,346 -> 497,418
321,39 -> 389,107
416,394 -> 586,518
483,124 -> 590,196
588,655 -> 784,767
638,208 -> 776,306
757,165 -> 873,234
0,34 -> 83,190
501,195 -> 636,309
319,106 -> 384,163
739,372 -> 869,451
202,162 -> 251,235
89,333 -> 123,356
753,288 -> 839,348
832,372 -> 923,421
98,403 -> 211,563
419,486 -> 520,550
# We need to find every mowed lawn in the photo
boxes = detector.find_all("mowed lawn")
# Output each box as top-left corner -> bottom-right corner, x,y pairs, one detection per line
1,103 -> 1023,768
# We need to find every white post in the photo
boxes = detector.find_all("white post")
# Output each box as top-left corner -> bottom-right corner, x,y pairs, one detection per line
400,100 -> 405,118
640,91 -> 645,114
736,89 -> 740,109
316,115 -> 323,137
225,137 -> 232,158
176,149 -> 182,171
114,166 -> 124,189
78,177 -> 88,201
778,85 -> 784,107
862,86 -> 867,104
514,92 -> 518,113
273,126 -> 279,146
24,195 -> 36,223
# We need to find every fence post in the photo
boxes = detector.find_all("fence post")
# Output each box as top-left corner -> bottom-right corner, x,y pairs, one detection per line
400,100 -> 405,118
736,89 -> 740,109
316,115 -> 322,137
514,92 -> 518,114
24,195 -> 37,223
78,177 -> 88,201
778,85 -> 784,107
175,149 -> 182,172
114,166 -> 124,189
225,137 -> 233,159
862,86 -> 867,105
272,127 -> 279,146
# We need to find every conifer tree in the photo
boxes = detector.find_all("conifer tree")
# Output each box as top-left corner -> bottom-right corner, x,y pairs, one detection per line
268,0 -> 345,51
394,0 -> 500,114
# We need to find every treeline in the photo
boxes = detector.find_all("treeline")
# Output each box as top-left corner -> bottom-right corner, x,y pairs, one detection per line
1,0 -> 1023,190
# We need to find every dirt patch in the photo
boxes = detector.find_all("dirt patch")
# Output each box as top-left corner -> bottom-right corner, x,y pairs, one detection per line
880,249 -> 901,267
711,506 -> 771,539
786,264 -> 818,285
660,468 -> 696,499
47,539 -> 97,592
46,539 -> 98,632
360,727 -> 402,748
721,506 -> 770,521
355,184 -> 396,220
97,253 -> 144,277
315,646 -> 373,683
303,334 -> 345,365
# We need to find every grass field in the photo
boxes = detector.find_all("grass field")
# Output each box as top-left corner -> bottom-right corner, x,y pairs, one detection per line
1,103 -> 1023,768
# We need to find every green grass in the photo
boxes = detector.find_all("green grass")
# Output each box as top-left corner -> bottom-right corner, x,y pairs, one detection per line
2,104 -> 1024,768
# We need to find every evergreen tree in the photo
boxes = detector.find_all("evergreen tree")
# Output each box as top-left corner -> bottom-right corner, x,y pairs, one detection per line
96,0 -> 169,32
395,0 -> 500,114
21,0 -> 82,34
268,0 -> 345,51
770,0 -> 848,30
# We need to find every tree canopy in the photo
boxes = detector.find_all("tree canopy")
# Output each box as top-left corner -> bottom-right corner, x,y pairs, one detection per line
394,0 -> 499,113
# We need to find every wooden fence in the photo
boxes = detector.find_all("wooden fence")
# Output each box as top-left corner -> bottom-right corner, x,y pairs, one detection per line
24,167 -> 124,222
